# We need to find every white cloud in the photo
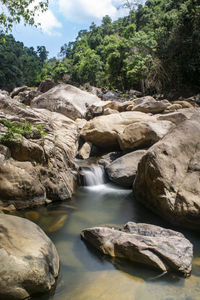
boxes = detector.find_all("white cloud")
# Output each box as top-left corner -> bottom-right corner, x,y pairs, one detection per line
29,0 -> 62,35
58,0 -> 129,24
35,9 -> 62,35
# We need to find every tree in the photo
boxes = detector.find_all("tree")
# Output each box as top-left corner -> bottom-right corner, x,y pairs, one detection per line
0,0 -> 48,34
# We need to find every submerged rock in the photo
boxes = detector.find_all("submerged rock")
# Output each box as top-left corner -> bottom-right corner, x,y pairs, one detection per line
0,213 -> 59,300
81,222 -> 193,276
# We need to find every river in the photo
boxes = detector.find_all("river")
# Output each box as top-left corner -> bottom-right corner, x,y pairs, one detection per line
14,164 -> 200,300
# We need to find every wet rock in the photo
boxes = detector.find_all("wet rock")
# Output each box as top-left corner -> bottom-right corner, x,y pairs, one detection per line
133,110 -> 200,229
98,151 -> 123,168
81,222 -> 193,276
0,213 -> 59,300
106,150 -> 146,187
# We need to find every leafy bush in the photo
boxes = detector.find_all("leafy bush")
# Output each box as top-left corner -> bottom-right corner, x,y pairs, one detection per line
0,119 -> 47,143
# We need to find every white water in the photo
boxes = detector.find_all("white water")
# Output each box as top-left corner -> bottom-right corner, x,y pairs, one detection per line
81,164 -> 131,194
82,165 -> 105,186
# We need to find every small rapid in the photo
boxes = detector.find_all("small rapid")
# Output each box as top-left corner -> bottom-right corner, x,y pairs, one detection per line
82,164 -> 105,186
80,162 -> 131,194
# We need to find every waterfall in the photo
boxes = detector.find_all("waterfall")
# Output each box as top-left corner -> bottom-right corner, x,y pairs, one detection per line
81,165 -> 105,186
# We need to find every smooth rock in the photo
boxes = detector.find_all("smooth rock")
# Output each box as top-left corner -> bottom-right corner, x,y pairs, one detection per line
31,84 -> 103,120
106,150 -> 146,187
78,142 -> 92,160
81,222 -> 193,276
81,111 -> 154,149
132,99 -> 168,114
0,213 -> 59,300
133,110 -> 200,229
118,120 -> 173,151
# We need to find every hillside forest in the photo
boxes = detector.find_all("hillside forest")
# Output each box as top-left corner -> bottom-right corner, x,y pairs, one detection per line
0,0 -> 199,97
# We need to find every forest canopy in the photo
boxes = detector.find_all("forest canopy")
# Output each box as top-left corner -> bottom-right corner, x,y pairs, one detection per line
0,0 -> 199,96
41,0 -> 200,95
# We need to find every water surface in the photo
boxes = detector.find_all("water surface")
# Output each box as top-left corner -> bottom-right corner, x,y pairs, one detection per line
15,182 -> 200,300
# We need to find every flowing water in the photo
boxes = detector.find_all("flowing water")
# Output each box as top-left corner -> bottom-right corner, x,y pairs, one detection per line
14,164 -> 200,300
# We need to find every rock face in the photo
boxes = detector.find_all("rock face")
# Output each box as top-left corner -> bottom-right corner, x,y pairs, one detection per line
31,84 -> 104,120
133,111 -> 200,229
10,86 -> 28,98
81,222 -> 193,276
131,98 -> 168,114
38,79 -> 56,93
81,111 -> 154,149
0,213 -> 59,300
118,120 -> 173,151
0,93 -> 78,210
106,150 -> 146,187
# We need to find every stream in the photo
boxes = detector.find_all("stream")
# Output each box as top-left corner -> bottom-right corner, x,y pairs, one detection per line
14,164 -> 200,300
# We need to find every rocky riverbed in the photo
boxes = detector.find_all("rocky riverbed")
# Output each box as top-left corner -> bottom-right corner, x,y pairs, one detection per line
0,81 -> 200,299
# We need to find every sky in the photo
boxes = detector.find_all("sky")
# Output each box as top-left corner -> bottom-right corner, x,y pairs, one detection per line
12,0 -> 144,58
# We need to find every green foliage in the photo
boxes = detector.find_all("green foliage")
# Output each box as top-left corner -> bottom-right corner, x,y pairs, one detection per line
0,118 -> 47,143
0,0 -> 48,34
0,34 -> 48,91
55,0 -> 200,94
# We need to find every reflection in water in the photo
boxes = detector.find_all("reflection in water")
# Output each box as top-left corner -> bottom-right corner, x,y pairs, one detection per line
15,181 -> 200,300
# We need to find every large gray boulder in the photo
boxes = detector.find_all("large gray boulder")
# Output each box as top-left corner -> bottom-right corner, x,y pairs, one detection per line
0,94 -> 78,210
0,214 -> 59,300
81,222 -> 193,276
106,150 -> 146,187
133,110 -> 200,229
31,84 -> 104,120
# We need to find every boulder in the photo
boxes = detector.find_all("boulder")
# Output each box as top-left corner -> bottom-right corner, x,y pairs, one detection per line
10,86 -> 29,98
98,152 -> 123,168
106,150 -> 146,187
38,79 -> 56,93
17,90 -> 41,106
81,111 -> 154,149
103,108 -> 119,115
132,99 -> 168,114
31,84 -> 104,121
81,222 -> 193,276
78,142 -> 92,160
133,111 -> 200,229
0,94 -> 78,210
118,120 -> 173,151
173,100 -> 193,109
100,90 -> 120,101
0,214 -> 59,300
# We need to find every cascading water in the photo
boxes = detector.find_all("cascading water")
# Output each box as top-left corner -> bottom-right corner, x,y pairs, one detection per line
79,162 -> 131,194
81,164 -> 105,186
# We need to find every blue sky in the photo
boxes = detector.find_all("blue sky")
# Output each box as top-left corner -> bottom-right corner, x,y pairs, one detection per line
12,0 -> 144,58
